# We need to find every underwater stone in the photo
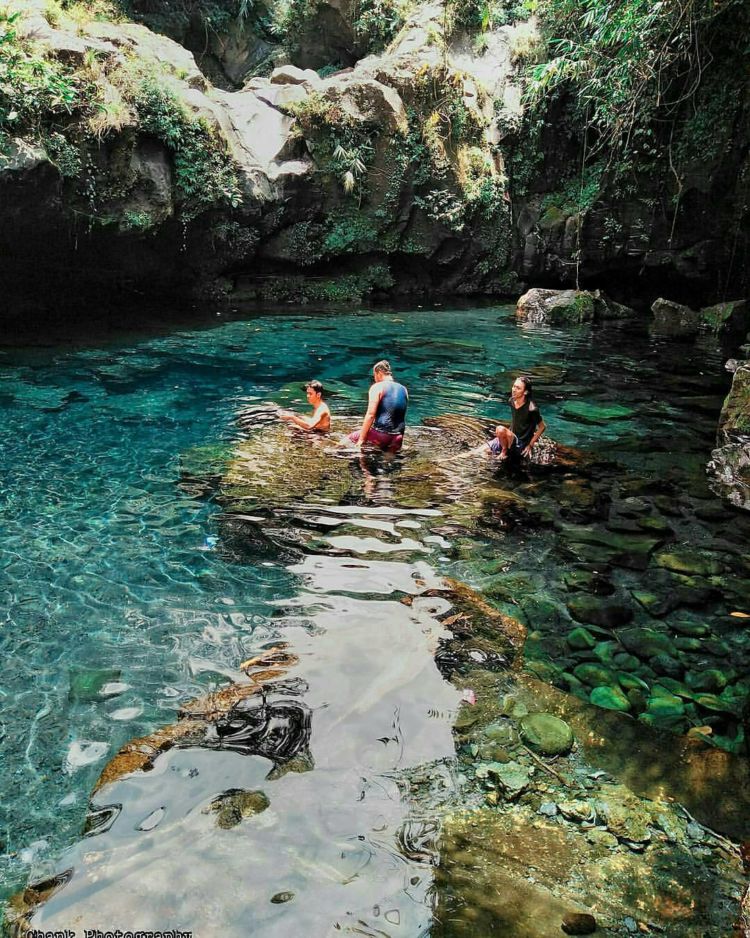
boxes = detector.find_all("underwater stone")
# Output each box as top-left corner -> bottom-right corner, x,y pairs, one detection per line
674,636 -> 702,652
646,694 -> 685,718
617,673 -> 649,693
612,653 -> 641,672
618,628 -> 676,659
573,663 -> 617,687
489,761 -> 532,800
630,590 -> 675,617
694,693 -> 739,714
518,712 -> 574,755
561,912 -> 598,935
650,654 -> 683,678
561,401 -> 635,425
686,669 -> 727,692
566,595 -> 633,628
654,550 -> 725,577
207,789 -> 270,829
68,667 -> 122,703
673,621 -> 710,637
566,627 -> 596,651
589,686 -> 631,711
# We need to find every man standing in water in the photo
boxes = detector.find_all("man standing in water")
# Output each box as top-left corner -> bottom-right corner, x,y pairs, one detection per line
488,375 -> 545,460
279,380 -> 331,432
349,360 -> 408,452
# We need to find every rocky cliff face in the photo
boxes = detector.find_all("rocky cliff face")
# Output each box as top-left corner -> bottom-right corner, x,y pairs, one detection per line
1,0 -> 748,314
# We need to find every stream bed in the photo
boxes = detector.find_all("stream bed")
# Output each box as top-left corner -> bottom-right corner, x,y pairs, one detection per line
1,304 -> 749,935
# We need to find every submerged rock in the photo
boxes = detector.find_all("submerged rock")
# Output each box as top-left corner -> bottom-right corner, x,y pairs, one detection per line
561,912 -> 598,935
518,712 -> 574,755
205,788 -> 270,829
589,685 -> 631,712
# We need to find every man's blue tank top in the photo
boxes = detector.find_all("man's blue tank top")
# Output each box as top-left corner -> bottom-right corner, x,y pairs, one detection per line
374,380 -> 408,434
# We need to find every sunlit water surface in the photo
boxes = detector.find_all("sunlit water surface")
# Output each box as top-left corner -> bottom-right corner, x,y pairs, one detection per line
1,305 -> 748,933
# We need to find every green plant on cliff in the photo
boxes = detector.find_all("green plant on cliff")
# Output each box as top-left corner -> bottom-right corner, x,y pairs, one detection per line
528,0 -> 748,166
131,74 -> 241,219
287,92 -> 377,198
352,0 -> 408,53
0,9 -> 82,149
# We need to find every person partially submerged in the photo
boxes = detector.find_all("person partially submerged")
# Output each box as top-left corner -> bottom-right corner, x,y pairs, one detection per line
349,359 -> 408,453
278,380 -> 331,433
487,374 -> 546,460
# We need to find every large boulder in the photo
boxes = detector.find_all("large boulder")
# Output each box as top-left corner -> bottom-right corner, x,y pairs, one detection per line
516,288 -> 595,324
650,297 -> 701,337
700,299 -> 749,336
707,360 -> 750,510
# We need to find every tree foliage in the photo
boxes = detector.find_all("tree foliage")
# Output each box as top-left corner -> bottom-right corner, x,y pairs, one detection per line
528,0 -> 749,161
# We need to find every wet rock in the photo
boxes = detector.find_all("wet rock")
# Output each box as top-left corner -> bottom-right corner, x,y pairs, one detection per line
646,694 -> 685,719
700,299 -> 749,335
561,911 -> 598,935
561,400 -> 635,425
686,669 -> 727,692
654,549 -> 724,577
68,668 -> 122,703
573,663 -> 617,688
567,595 -> 633,629
595,788 -> 652,844
630,590 -> 677,617
206,788 -> 270,829
558,800 -> 596,824
590,685 -> 631,712
516,288 -> 595,324
562,568 -> 615,596
617,673 -> 649,693
566,627 -> 597,651
673,621 -> 710,637
674,636 -> 702,652
650,654 -> 683,678
518,713 -> 574,755
650,298 -> 701,338
493,761 -> 532,800
619,628 -> 676,659
708,441 -> 750,511
613,653 -> 641,672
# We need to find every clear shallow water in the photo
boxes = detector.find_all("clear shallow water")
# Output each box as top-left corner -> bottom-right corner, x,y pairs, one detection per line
1,305 -> 748,931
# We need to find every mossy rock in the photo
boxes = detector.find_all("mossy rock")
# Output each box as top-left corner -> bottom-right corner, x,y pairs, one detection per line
617,673 -> 649,693
646,694 -> 685,718
589,685 -> 631,712
694,693 -> 739,715
69,667 -> 122,703
566,627 -> 596,651
654,550 -> 725,577
566,594 -> 633,629
561,401 -> 635,425
686,669 -> 727,692
618,628 -> 676,659
573,663 -> 617,687
207,789 -> 270,829
673,621 -> 710,637
518,712 -> 574,755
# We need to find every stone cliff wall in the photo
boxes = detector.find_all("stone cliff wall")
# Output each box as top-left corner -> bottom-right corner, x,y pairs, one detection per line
1,0 -> 748,314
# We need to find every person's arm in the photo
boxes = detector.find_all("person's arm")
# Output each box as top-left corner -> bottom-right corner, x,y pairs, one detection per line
356,384 -> 382,448
522,417 -> 546,457
279,406 -> 327,431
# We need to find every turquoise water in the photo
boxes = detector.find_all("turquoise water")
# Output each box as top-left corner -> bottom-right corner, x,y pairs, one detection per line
1,305 -> 748,929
